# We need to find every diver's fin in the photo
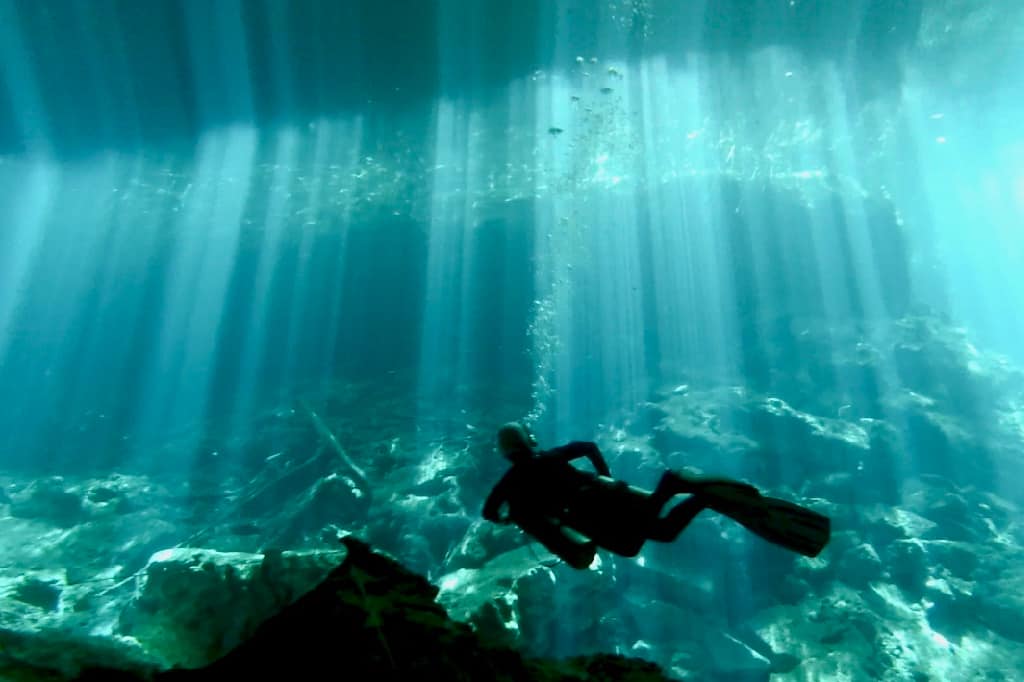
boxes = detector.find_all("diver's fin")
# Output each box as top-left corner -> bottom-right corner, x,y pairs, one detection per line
705,494 -> 831,558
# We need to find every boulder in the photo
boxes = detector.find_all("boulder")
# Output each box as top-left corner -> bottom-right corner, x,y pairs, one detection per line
76,537 -> 672,681
119,546 -> 345,668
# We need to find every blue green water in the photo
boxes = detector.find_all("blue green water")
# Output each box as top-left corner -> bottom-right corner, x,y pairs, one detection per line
1,1 -> 1023,680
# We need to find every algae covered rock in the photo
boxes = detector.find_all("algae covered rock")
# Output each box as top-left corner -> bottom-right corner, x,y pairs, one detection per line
8,477 -> 85,528
81,536 -> 673,682
119,546 -> 345,669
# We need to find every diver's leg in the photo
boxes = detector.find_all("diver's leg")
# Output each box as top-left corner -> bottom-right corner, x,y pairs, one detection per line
648,495 -> 707,542
649,469 -> 830,556
647,470 -> 764,542
519,515 -> 597,569
649,469 -> 697,508
647,470 -> 718,535
653,468 -> 760,501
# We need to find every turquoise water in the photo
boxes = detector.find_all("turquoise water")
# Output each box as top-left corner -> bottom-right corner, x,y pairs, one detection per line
1,1 -> 1023,679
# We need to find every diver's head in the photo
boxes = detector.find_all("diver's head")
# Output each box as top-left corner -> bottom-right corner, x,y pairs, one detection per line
497,422 -> 538,461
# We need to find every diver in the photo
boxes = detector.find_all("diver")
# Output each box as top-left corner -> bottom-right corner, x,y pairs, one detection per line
482,422 -> 831,569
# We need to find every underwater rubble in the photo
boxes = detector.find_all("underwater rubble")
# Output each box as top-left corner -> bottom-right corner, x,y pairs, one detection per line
1,313 -> 1023,681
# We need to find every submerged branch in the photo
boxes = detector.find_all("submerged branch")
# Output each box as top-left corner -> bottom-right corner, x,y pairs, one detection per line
300,400 -> 372,497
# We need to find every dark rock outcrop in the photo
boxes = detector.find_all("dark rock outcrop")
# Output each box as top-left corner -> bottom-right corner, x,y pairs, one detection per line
74,536 -> 670,682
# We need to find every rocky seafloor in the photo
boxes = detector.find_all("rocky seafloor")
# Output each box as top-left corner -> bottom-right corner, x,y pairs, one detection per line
2,313 -> 1024,681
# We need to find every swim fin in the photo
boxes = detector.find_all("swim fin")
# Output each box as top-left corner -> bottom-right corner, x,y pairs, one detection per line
704,490 -> 831,558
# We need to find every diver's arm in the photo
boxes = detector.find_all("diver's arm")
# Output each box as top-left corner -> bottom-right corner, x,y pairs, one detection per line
482,474 -> 513,523
550,441 -> 612,477
582,442 -> 612,477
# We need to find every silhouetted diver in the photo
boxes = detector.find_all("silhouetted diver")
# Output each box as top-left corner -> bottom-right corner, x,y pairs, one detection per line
483,422 -> 831,569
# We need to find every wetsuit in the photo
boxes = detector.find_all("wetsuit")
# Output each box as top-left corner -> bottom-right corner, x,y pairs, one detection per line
483,442 -> 653,566
483,437 -> 832,564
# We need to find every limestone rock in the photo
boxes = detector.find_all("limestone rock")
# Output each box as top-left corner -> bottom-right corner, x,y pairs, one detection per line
838,543 -> 885,587
8,477 -> 85,528
119,546 -> 345,669
76,537 -> 673,681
